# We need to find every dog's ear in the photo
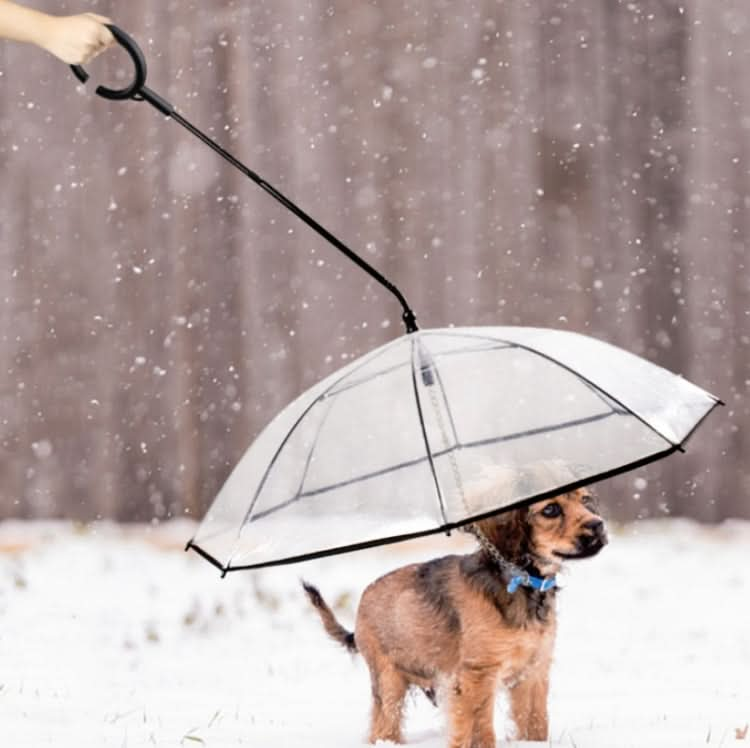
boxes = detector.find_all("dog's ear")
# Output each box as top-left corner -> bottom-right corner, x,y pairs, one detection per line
474,507 -> 530,563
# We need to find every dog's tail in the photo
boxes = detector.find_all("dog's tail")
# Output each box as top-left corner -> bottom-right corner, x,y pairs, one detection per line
302,581 -> 357,654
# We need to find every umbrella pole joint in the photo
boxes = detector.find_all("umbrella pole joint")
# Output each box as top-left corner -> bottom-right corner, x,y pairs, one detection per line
403,308 -> 418,334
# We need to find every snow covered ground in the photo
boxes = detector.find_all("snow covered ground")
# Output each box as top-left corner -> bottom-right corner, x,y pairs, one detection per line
0,518 -> 748,747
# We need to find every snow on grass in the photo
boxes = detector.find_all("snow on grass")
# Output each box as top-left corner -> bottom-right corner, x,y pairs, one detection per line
0,519 -> 748,746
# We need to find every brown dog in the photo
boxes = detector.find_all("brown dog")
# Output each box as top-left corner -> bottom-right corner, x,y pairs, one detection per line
303,485 -> 607,747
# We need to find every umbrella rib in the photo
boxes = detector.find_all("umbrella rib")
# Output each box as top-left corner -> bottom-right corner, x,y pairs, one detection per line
302,411 -> 626,497
410,337 -> 449,526
425,346 -> 461,447
417,338 -> 468,518
292,390 -> 338,503
322,359 -> 411,399
429,328 -> 682,447
496,339 -> 680,448
235,338 -> 403,532
416,329 -> 629,417
284,409 -> 621,501
418,333 -> 623,450
674,396 -> 723,445
460,410 -> 625,449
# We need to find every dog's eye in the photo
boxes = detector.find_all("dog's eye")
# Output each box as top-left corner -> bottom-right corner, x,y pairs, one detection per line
541,502 -> 562,518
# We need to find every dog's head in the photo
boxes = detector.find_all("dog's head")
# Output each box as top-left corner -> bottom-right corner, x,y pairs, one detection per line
525,488 -> 608,568
474,487 -> 608,576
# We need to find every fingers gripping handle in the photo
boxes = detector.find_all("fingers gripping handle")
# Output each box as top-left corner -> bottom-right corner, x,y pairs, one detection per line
70,24 -> 174,116
71,24 -> 146,99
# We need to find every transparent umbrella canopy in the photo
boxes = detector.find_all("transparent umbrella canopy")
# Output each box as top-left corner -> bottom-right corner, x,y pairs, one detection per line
187,326 -> 720,574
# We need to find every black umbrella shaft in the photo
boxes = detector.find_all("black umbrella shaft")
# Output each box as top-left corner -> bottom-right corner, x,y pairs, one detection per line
168,108 -> 418,333
71,25 -> 418,333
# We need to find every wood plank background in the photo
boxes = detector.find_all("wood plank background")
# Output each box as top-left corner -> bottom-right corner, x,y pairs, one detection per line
0,0 -> 746,522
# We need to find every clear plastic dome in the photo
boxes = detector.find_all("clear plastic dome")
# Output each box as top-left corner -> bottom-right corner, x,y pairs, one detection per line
189,327 -> 720,572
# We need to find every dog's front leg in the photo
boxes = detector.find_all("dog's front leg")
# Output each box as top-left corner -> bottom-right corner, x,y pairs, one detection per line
446,666 -> 496,748
508,669 -> 549,741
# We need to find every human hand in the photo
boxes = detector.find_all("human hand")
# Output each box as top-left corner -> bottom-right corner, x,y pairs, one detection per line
37,12 -> 113,65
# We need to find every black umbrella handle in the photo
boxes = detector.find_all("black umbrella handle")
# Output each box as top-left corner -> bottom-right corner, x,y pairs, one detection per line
70,25 -> 145,100
70,25 -> 418,332
70,25 -> 174,115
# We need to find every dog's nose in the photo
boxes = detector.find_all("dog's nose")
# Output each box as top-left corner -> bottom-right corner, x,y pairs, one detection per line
583,519 -> 604,534
580,519 -> 607,548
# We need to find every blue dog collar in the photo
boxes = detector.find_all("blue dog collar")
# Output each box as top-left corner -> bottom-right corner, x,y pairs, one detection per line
507,573 -> 557,594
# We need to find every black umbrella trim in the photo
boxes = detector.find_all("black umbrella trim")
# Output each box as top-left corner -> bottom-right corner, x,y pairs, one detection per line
187,397 -> 720,574
184,441 -> 685,575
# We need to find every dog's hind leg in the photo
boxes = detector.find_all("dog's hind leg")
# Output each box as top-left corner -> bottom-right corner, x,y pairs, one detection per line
367,664 -> 408,744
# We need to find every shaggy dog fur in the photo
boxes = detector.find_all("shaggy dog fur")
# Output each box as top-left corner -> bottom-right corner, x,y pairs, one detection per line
303,475 -> 607,747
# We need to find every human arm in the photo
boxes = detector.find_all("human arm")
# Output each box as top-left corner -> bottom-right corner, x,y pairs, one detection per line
0,1 -> 113,64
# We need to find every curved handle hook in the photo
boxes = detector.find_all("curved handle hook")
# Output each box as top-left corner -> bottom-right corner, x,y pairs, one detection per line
70,24 -> 147,100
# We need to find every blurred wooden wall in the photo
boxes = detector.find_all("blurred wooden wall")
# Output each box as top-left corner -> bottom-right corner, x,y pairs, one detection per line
0,0 -> 746,523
